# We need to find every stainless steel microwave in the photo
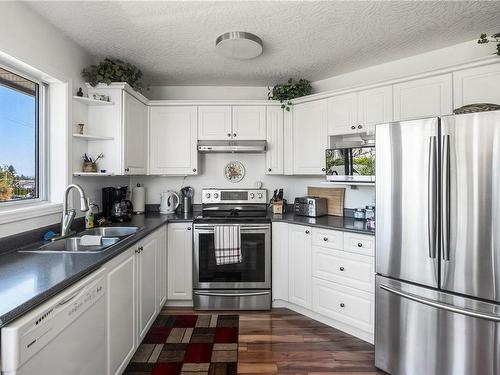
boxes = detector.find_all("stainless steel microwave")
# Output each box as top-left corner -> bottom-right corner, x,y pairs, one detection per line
325,146 -> 375,182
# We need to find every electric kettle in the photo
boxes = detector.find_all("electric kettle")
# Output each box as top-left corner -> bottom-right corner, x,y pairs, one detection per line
159,191 -> 180,214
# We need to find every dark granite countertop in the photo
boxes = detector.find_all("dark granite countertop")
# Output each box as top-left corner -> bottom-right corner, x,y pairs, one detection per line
0,211 -> 197,328
270,212 -> 375,235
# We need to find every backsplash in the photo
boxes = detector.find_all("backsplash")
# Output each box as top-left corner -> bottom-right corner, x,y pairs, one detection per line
129,153 -> 374,210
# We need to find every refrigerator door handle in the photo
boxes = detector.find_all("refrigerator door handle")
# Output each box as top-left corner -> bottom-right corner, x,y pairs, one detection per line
379,284 -> 500,322
428,136 -> 437,259
441,134 -> 451,261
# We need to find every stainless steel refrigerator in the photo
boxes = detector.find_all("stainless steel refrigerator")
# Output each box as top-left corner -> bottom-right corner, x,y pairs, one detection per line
375,111 -> 500,375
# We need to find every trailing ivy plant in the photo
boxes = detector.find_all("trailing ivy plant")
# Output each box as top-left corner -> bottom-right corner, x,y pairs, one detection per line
268,78 -> 312,111
82,58 -> 143,91
478,33 -> 500,56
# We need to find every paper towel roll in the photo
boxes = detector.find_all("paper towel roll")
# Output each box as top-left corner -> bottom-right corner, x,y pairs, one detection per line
132,185 -> 145,214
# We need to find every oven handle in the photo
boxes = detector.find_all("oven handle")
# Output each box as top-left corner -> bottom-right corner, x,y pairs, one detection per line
194,291 -> 270,297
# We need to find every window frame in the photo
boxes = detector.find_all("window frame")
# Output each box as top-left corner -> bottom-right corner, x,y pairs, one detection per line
0,63 -> 48,208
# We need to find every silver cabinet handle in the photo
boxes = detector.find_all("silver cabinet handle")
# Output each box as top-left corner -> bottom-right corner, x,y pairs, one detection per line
380,284 -> 500,322
442,134 -> 451,261
428,136 -> 437,259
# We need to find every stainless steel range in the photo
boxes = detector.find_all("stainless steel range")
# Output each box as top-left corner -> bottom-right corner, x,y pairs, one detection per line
193,188 -> 271,310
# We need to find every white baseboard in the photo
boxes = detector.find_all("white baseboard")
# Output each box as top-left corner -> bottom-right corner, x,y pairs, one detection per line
272,299 -> 374,344
165,300 -> 194,307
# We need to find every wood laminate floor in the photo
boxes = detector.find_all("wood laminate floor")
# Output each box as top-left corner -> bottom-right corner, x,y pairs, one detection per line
164,307 -> 385,375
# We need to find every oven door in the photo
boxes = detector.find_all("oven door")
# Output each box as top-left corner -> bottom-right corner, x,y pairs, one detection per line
193,223 -> 271,289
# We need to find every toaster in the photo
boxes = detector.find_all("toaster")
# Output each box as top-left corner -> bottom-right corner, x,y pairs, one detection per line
294,196 -> 328,217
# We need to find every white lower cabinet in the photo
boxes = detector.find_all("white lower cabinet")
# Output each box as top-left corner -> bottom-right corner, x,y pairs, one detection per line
104,225 -> 167,375
272,223 -> 375,343
288,224 -> 312,308
106,248 -> 136,375
167,223 -> 193,301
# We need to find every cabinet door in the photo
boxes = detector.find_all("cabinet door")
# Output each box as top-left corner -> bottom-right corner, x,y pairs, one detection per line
266,106 -> 284,175
272,222 -> 289,301
106,249 -> 136,375
232,105 -> 267,140
288,224 -> 312,308
453,64 -> 500,108
149,106 -> 198,175
393,74 -> 452,121
157,225 -> 168,309
123,92 -> 148,175
137,234 -> 158,341
292,100 -> 328,175
357,86 -> 393,131
198,106 -> 232,140
168,223 -> 193,300
327,93 -> 358,135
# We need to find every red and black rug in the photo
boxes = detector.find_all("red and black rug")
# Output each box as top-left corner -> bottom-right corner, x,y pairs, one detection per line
123,314 -> 238,375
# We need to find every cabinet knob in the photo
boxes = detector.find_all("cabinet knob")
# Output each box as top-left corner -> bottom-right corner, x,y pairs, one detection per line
351,125 -> 356,130
187,227 -> 192,231
358,125 -> 363,129
323,237 -> 328,241
125,167 -> 130,172
268,168 -> 272,172
321,168 -> 326,172
340,303 -> 345,308
340,266 -> 345,271
305,230 -> 310,234
227,133 -> 231,137
135,249 -> 140,254
139,246 -> 144,252
357,242 -> 363,247
233,133 -> 237,137
193,168 -> 197,172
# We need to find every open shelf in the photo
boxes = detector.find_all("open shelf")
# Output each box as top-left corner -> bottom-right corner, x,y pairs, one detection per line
73,172 -> 115,177
72,133 -> 114,141
72,96 -> 114,106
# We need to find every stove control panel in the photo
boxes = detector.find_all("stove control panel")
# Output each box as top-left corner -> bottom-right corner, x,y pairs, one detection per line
202,189 -> 267,204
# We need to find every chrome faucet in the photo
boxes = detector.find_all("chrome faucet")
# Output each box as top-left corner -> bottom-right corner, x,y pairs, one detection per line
53,184 -> 89,241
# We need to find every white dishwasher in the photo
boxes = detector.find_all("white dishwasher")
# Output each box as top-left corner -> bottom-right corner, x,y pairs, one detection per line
1,269 -> 107,375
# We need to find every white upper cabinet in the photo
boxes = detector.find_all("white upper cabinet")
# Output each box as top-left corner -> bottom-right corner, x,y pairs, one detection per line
149,106 -> 198,175
453,64 -> 500,108
292,99 -> 328,175
265,106 -> 284,175
123,92 -> 148,175
327,86 -> 392,135
198,106 -> 232,140
393,73 -> 453,121
232,105 -> 267,140
327,93 -> 357,135
357,86 -> 393,130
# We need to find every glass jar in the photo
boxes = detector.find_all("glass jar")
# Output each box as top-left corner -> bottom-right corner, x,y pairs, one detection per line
365,205 -> 375,220
354,208 -> 366,221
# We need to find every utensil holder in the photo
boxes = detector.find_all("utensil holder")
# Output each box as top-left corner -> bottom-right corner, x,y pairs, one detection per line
82,162 -> 97,173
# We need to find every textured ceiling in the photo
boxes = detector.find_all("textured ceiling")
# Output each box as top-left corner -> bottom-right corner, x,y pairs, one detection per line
27,1 -> 500,86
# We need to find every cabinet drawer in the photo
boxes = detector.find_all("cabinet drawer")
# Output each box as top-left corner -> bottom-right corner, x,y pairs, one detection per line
312,277 -> 374,334
312,228 -> 343,250
312,247 -> 374,293
343,232 -> 374,256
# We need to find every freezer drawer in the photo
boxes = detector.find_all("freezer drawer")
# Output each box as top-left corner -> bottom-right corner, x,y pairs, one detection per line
375,275 -> 500,375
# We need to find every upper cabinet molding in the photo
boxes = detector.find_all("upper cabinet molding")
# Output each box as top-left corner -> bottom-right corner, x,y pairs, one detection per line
149,100 -> 281,106
85,83 -> 149,105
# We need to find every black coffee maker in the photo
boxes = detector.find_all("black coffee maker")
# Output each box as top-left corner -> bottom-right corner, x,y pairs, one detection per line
102,186 -> 133,222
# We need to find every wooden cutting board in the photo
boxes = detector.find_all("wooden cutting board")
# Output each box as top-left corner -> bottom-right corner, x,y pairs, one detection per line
307,186 -> 345,216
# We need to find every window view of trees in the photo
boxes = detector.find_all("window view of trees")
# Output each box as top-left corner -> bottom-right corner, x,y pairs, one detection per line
0,67 -> 38,203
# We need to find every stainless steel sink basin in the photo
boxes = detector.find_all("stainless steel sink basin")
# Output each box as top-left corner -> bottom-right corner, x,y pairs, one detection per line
79,226 -> 141,238
21,237 -> 120,253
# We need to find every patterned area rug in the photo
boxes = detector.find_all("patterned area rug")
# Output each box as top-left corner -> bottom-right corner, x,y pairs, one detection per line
123,314 -> 238,375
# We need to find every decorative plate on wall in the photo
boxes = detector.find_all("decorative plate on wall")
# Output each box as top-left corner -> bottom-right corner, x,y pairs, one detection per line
224,161 -> 245,183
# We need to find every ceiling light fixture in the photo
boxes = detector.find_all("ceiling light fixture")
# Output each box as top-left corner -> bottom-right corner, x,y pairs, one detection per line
215,31 -> 263,60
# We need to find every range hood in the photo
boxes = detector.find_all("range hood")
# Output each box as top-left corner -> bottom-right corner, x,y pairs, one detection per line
198,140 -> 267,153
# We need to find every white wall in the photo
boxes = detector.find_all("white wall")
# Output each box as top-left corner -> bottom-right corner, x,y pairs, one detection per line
130,153 -> 375,209
0,2 -> 122,237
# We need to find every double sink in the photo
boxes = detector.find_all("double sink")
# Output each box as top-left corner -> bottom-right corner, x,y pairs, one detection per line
21,227 -> 142,254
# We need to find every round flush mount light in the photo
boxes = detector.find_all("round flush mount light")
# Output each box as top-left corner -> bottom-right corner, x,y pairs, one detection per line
215,32 -> 263,60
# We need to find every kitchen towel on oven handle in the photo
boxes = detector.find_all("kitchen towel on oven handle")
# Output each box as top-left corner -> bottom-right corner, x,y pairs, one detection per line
214,225 -> 242,265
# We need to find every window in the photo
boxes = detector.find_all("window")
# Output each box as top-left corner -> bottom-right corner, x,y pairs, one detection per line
0,66 -> 44,204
